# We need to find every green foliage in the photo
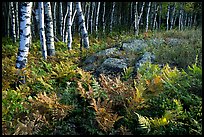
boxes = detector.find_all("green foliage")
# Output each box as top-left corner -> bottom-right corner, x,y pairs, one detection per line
2,28 -> 202,135
122,67 -> 134,81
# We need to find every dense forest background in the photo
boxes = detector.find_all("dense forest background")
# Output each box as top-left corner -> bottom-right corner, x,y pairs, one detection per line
2,2 -> 202,135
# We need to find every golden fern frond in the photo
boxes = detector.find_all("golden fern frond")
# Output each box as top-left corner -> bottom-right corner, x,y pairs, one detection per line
90,98 -> 123,132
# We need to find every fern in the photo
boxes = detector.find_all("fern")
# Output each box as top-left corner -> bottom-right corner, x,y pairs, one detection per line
134,112 -> 151,134
122,67 -> 134,81
90,98 -> 123,132
91,78 -> 108,99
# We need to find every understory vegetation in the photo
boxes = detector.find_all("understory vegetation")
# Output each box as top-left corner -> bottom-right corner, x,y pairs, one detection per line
2,28 -> 202,135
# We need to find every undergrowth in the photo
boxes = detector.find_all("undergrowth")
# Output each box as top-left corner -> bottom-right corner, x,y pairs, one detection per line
2,28 -> 202,135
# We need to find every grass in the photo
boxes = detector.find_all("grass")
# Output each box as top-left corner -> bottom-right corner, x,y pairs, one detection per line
2,28 -> 202,135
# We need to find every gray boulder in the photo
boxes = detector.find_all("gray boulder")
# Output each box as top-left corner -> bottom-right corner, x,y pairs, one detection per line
96,58 -> 127,74
83,47 -> 120,64
147,38 -> 165,46
135,52 -> 155,70
122,39 -> 148,52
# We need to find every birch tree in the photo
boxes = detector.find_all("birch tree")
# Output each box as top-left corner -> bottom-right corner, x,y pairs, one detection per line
76,2 -> 89,49
95,2 -> 101,36
15,2 -> 19,39
138,2 -> 145,25
16,2 -> 33,69
134,2 -> 139,36
102,2 -> 106,34
179,4 -> 183,30
86,2 -> 91,31
90,2 -> 95,34
145,2 -> 151,32
110,2 -> 116,33
7,3 -> 11,37
38,2 -> 47,60
44,2 -> 55,56
59,2 -> 63,37
153,3 -> 159,30
65,2 -> 73,49
53,2 -> 57,36
166,3 -> 170,31
170,3 -> 176,30
10,2 -> 16,43
150,3 -> 155,30
62,3 -> 69,42
130,2 -> 133,25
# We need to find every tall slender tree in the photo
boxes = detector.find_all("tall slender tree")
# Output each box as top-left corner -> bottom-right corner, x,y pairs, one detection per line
10,2 -> 16,43
38,2 -> 47,60
153,3 -> 159,30
170,3 -> 176,30
44,2 -> 55,56
102,2 -> 106,34
15,2 -> 19,39
86,2 -> 91,31
66,2 -> 73,50
134,2 -> 139,36
145,2 -> 151,32
16,2 -> 33,69
95,2 -> 101,37
53,2 -> 57,36
59,2 -> 63,37
110,2 -> 116,33
76,2 -> 89,49
166,3 -> 170,31
62,3 -> 69,42
138,2 -> 145,25
90,2 -> 95,34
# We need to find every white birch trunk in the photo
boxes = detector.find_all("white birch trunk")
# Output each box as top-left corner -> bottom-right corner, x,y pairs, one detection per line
7,3 -> 10,37
86,2 -> 91,31
130,2 -> 133,24
76,2 -> 89,49
153,3 -> 159,30
62,3 -> 69,42
44,2 -> 55,56
138,2 -> 145,25
10,2 -> 16,43
184,12 -> 187,27
110,2 -> 116,33
170,3 -> 176,30
150,3 -> 155,29
102,2 -> 106,34
134,2 -> 139,36
66,2 -> 73,50
90,2 -> 95,34
179,4 -> 184,31
181,7 -> 184,30
59,2 -> 63,37
16,2 -> 32,69
15,2 -> 19,39
145,2 -> 151,32
166,4 -> 170,31
53,2 -> 57,36
95,2 -> 101,35
38,2 -> 47,60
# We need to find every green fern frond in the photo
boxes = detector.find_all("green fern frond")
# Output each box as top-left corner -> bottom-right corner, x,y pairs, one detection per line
134,112 -> 151,134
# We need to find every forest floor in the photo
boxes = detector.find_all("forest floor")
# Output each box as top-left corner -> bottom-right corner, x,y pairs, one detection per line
2,28 -> 202,135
